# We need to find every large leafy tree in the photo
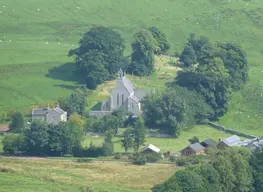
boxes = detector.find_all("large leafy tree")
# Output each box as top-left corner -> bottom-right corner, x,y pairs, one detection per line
8,111 -> 25,133
66,87 -> 87,116
121,127 -> 135,152
69,26 -> 126,89
128,29 -> 157,76
180,45 -> 197,68
91,115 -> 119,134
24,121 -> 49,156
143,86 -> 212,136
133,117 -> 146,152
148,26 -> 170,54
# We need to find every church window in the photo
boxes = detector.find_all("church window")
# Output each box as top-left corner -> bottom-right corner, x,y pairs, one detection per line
122,94 -> 124,104
117,94 -> 119,105
132,102 -> 134,108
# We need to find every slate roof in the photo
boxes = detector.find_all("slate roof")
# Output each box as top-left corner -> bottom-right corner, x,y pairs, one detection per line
140,144 -> 160,153
189,143 -> 205,152
201,139 -> 217,147
53,107 -> 65,115
130,95 -> 140,103
32,108 -> 49,116
134,88 -> 152,101
222,135 -> 241,147
123,76 -> 134,94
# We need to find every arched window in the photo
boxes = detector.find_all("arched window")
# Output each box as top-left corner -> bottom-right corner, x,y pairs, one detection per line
132,102 -> 134,108
122,94 -> 124,104
117,94 -> 119,106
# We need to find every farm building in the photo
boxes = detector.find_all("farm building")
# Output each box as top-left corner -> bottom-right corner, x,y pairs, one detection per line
181,143 -> 205,156
140,144 -> 160,154
200,139 -> 218,148
217,135 -> 241,149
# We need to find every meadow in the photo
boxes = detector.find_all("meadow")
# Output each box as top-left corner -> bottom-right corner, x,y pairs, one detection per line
0,158 -> 177,192
0,1 -> 263,133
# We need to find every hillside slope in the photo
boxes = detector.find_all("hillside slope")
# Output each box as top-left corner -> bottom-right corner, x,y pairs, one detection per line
0,0 -> 262,134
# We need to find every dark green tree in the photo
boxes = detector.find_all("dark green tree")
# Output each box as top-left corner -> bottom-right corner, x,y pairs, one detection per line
121,127 -> 135,152
24,121 -> 49,156
148,26 -> 170,54
68,26 -> 126,89
188,136 -> 199,144
66,87 -> 87,115
128,29 -> 157,76
180,45 -> 197,68
8,111 -> 25,133
2,134 -> 26,155
102,131 -> 114,156
91,115 -> 119,134
133,117 -> 146,152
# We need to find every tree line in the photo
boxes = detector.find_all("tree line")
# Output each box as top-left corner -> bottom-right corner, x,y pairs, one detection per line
153,147 -> 263,192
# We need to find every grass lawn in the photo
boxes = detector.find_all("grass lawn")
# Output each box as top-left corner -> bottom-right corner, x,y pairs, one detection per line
0,135 -> 3,152
83,125 -> 232,152
0,158 -> 177,192
0,0 -> 263,134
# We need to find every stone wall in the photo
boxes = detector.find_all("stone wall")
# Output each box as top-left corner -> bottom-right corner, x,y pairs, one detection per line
208,122 -> 257,139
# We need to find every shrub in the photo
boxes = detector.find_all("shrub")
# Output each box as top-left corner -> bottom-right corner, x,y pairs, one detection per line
114,153 -> 122,160
145,153 -> 161,163
169,156 -> 176,162
175,157 -> 189,166
76,158 -> 93,163
64,154 -> 73,158
133,154 -> 146,165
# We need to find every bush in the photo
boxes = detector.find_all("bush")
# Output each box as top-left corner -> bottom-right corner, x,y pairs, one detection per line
133,154 -> 147,165
76,158 -> 93,163
175,157 -> 189,166
114,153 -> 122,160
64,154 -> 73,158
169,156 -> 176,162
145,153 -> 161,163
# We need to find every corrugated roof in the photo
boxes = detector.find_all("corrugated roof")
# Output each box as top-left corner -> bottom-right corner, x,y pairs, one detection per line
189,143 -> 205,152
140,144 -> 160,153
222,135 -> 241,146
123,76 -> 134,94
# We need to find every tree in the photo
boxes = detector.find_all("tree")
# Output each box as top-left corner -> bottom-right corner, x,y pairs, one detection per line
68,26 -> 126,89
68,113 -> 84,130
133,117 -> 146,152
143,86 -> 212,136
148,26 -> 170,54
121,127 -> 135,152
8,111 -> 25,133
218,43 -> 248,90
24,121 -> 49,156
180,45 -> 197,68
102,131 -> 114,156
188,136 -> 199,144
2,134 -> 26,155
67,87 -> 87,115
128,29 -> 157,76
91,115 -> 119,134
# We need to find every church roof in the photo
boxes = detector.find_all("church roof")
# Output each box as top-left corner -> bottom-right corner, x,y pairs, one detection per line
123,76 -> 134,94
130,95 -> 140,103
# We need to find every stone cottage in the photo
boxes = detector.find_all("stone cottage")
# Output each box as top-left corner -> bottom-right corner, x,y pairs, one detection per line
32,103 -> 67,125
89,69 -> 151,118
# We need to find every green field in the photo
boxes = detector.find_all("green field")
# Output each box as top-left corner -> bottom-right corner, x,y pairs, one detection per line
83,125 -> 231,152
0,158 -> 177,192
0,1 -> 263,133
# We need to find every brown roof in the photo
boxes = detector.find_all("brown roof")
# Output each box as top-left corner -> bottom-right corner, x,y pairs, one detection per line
0,124 -> 9,132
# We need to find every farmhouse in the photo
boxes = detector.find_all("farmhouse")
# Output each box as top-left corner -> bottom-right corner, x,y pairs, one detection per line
140,144 -> 160,154
32,103 -> 67,125
181,143 -> 205,156
89,69 -> 152,118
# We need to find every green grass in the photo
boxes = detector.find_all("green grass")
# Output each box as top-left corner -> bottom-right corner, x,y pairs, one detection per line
0,158 -> 176,192
83,125 -> 231,152
0,1 -> 263,133
0,135 -> 3,152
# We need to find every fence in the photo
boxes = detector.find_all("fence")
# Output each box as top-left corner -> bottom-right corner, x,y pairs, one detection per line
208,122 -> 257,139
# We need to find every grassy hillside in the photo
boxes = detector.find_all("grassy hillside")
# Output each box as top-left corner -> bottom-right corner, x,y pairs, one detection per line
0,158 -> 177,192
0,0 -> 263,134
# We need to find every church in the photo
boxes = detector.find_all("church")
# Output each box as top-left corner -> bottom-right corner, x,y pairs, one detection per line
89,69 -> 151,118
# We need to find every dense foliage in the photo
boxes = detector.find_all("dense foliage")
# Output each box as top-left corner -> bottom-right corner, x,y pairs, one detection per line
148,26 -> 170,54
153,147 -> 261,192
127,29 -> 157,76
177,34 -> 248,119
8,111 -> 25,133
142,86 -> 212,136
3,120 -> 83,156
69,26 -> 127,89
